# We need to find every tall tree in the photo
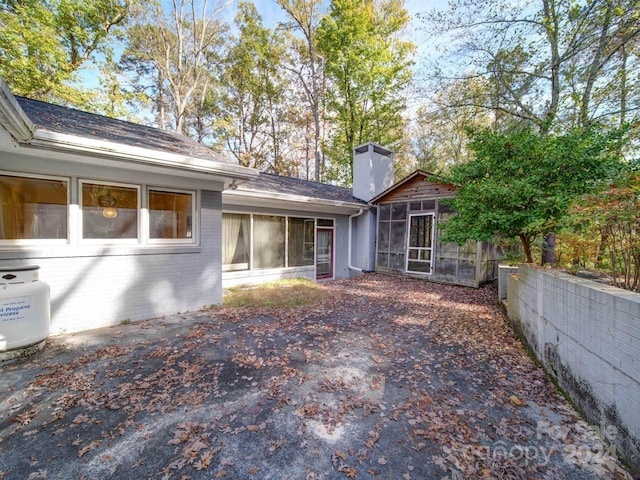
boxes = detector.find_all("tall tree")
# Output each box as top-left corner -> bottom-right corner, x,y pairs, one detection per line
120,0 -> 226,135
217,1 -> 290,172
0,0 -> 133,105
276,0 -> 325,181
424,0 -> 640,134
317,0 -> 414,185
409,78 -> 493,174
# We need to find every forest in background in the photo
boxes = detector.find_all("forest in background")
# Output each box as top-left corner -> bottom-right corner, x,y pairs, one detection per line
2,0 -> 637,184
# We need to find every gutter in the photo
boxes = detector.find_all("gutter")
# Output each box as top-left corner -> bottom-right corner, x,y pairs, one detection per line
0,78 -> 35,142
224,188 -> 367,212
26,130 -> 258,182
348,208 -> 365,272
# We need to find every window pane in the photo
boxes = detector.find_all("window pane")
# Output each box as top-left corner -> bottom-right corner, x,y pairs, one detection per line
390,221 -> 406,253
149,190 -> 193,239
223,213 -> 250,271
377,221 -> 390,251
253,215 -> 285,269
389,253 -> 405,270
422,200 -> 436,210
408,260 -> 431,273
0,175 -> 67,240
376,252 -> 388,269
409,215 -> 433,248
459,260 -> 477,280
391,203 -> 407,220
379,203 -> 391,220
82,183 -> 138,239
317,218 -> 334,227
460,239 -> 477,259
288,217 -> 314,267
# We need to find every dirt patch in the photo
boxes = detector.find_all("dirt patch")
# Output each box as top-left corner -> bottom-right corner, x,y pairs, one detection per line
0,274 -> 632,479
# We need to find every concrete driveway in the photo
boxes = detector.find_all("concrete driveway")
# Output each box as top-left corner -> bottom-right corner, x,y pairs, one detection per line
0,274 -> 632,479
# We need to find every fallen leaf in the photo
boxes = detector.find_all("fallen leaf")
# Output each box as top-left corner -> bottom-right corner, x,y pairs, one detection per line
78,446 -> 91,458
338,465 -> 357,479
509,395 -> 524,406
28,469 -> 47,479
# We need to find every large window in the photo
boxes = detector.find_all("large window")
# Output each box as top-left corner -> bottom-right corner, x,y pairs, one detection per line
253,215 -> 286,269
0,173 -> 197,247
288,217 -> 315,267
222,213 -> 316,272
81,182 -> 139,240
148,189 -> 194,241
223,213 -> 250,271
376,202 -> 407,271
0,174 -> 68,241
435,212 -> 477,280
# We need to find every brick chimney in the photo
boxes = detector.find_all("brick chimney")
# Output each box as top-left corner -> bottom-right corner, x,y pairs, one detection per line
352,142 -> 394,202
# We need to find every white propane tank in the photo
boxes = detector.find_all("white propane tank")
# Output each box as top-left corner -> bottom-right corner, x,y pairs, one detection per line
0,265 -> 51,352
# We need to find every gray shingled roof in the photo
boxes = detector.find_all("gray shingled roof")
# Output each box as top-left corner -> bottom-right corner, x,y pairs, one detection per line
241,172 -> 365,204
16,96 -> 229,162
16,96 -> 363,204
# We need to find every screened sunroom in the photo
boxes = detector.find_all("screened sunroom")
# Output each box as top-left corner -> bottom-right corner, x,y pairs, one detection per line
371,170 -> 500,288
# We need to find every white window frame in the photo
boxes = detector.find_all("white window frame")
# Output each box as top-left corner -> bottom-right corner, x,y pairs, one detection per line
0,171 -> 70,246
146,187 -> 197,245
79,179 -> 141,245
222,211 -> 331,273
405,213 -> 435,275
315,217 -> 335,280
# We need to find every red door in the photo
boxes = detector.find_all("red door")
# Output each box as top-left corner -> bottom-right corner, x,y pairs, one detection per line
316,228 -> 333,279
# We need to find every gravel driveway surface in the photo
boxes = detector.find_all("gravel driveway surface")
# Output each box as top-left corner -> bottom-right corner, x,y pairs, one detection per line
0,274 -> 632,479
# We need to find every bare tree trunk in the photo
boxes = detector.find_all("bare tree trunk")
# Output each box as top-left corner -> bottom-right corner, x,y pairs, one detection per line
541,233 -> 556,265
519,234 -> 534,263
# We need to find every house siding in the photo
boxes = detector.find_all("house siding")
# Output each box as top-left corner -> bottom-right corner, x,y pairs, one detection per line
0,149 -> 224,335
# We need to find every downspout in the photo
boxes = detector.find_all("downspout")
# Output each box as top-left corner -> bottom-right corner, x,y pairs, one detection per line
348,208 -> 364,272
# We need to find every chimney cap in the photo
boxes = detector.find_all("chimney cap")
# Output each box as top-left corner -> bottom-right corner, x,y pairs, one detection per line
353,142 -> 393,156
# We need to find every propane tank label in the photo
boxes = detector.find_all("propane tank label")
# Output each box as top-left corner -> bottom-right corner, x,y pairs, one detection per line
0,297 -> 33,322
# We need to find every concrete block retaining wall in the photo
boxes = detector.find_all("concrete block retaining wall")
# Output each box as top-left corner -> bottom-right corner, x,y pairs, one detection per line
507,264 -> 640,470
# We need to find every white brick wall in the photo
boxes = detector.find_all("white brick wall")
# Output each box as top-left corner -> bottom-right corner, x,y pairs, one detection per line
0,190 -> 223,335
507,265 -> 640,470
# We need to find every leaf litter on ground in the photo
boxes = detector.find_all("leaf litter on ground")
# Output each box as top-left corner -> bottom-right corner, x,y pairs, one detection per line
0,274 -> 633,480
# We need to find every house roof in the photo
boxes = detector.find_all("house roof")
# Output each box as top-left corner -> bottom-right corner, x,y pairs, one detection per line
0,76 -> 257,184
223,171 -> 367,215
15,96 -> 227,163
14,97 -> 362,205
240,172 -> 366,205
